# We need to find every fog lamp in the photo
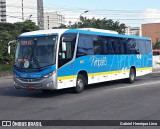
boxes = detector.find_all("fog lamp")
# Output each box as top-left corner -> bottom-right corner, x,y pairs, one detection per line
47,81 -> 53,87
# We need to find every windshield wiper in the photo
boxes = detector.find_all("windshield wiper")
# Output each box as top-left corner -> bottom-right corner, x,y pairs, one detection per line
19,57 -> 25,70
32,57 -> 41,71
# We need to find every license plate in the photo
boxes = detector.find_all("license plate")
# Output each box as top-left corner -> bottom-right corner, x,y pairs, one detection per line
27,86 -> 36,90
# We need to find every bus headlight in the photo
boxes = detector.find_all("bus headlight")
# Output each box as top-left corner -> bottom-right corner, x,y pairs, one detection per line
14,81 -> 18,87
43,71 -> 55,78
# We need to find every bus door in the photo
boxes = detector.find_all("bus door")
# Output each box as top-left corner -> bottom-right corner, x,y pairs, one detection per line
57,33 -> 77,89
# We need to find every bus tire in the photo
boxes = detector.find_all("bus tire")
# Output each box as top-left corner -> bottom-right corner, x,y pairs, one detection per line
127,68 -> 136,83
74,74 -> 85,93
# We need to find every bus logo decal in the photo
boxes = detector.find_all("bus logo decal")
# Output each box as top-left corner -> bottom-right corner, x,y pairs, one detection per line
137,54 -> 142,59
90,56 -> 107,68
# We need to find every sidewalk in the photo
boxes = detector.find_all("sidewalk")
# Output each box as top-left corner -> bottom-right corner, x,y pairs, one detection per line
0,75 -> 13,80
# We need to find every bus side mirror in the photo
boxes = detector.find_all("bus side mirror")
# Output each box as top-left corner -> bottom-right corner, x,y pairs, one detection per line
62,37 -> 68,52
62,37 -> 72,52
62,42 -> 66,52
8,45 -> 11,54
8,40 -> 17,54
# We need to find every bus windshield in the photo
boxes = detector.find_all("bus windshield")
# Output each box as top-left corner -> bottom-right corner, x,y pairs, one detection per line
15,35 -> 57,69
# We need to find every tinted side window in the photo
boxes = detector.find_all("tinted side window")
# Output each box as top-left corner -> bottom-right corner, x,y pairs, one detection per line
138,40 -> 146,54
125,39 -> 131,54
113,38 -> 121,54
107,38 -> 115,54
125,38 -> 139,54
77,34 -> 94,57
99,37 -> 125,55
93,36 -> 105,55
146,40 -> 152,54
98,36 -> 109,54
119,38 -> 126,54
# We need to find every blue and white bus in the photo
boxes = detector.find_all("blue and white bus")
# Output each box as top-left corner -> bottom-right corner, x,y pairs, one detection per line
11,28 -> 152,93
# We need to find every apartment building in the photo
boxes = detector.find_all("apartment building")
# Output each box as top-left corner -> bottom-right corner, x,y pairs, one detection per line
44,11 -> 65,29
125,26 -> 140,36
0,0 -> 44,29
0,0 -> 6,22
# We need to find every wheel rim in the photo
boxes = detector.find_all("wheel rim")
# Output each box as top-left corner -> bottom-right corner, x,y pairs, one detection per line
77,78 -> 83,90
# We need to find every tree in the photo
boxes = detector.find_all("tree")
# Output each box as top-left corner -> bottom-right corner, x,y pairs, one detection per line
14,20 -> 39,34
153,42 -> 160,49
53,24 -> 67,29
0,20 -> 39,64
54,17 -> 126,34
71,17 -> 126,34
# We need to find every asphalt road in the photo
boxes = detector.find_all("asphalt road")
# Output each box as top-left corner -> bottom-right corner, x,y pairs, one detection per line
0,72 -> 160,129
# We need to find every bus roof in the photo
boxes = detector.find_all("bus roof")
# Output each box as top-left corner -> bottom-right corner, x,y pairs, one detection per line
20,28 -> 151,40
20,29 -> 68,37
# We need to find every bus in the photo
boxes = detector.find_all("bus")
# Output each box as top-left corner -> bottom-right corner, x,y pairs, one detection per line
10,28 -> 152,93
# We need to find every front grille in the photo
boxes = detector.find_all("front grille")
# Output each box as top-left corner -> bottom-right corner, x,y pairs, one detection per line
18,78 -> 43,82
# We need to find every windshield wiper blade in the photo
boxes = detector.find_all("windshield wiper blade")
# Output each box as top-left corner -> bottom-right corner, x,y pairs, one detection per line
19,57 -> 25,70
33,57 -> 41,71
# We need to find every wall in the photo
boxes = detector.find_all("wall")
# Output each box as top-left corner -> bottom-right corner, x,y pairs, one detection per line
142,23 -> 160,44
153,55 -> 160,70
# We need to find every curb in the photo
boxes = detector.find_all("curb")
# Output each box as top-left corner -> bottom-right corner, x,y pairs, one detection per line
0,76 -> 13,79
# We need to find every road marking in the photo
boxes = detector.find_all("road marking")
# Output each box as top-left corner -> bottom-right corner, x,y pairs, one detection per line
45,80 -> 160,105
114,81 -> 160,90
89,80 -> 160,96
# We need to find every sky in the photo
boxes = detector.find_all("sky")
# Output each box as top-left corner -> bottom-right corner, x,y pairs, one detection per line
44,0 -> 160,27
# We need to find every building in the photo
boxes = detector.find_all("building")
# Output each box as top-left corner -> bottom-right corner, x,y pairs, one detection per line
44,11 -> 65,30
142,23 -> 160,44
125,26 -> 140,36
0,0 -> 44,29
0,0 -> 6,22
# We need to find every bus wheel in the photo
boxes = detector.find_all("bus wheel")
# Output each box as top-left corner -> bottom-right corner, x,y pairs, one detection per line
74,74 -> 85,93
127,68 -> 136,83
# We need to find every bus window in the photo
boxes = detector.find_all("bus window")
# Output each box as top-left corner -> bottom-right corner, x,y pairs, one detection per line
125,38 -> 132,54
146,40 -> 152,54
76,34 -> 94,57
93,36 -> 103,55
119,38 -> 125,54
99,36 -> 108,54
113,38 -> 120,54
107,38 -> 115,54
138,40 -> 146,54
103,40 -> 108,54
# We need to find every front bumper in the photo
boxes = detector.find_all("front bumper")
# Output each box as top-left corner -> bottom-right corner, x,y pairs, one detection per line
13,74 -> 57,90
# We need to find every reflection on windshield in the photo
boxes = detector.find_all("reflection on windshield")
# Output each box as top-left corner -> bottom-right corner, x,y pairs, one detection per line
15,36 -> 57,69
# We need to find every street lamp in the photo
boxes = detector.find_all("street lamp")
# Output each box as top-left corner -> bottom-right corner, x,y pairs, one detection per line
76,10 -> 89,25
27,15 -> 32,20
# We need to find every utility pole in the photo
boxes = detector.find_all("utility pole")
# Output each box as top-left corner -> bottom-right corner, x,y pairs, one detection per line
47,16 -> 49,29
37,0 -> 44,30
22,0 -> 24,21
